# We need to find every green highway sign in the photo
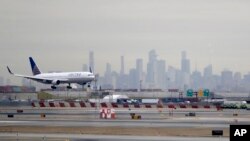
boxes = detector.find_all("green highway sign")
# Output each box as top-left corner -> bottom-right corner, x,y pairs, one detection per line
187,89 -> 193,97
203,89 -> 209,97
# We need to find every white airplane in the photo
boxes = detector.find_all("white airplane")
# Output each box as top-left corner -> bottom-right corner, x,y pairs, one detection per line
7,57 -> 95,89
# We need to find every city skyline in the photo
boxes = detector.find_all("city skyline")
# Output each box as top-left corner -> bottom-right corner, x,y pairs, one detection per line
1,49 -> 250,86
1,0 -> 250,85
95,49 -> 250,92
2,49 -> 250,93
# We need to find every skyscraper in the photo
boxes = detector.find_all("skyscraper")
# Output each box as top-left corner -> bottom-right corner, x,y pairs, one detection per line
156,60 -> 166,89
128,69 -> 137,89
180,51 -> 191,89
191,70 -> 202,90
146,50 -> 158,87
234,72 -> 242,83
204,64 -> 213,78
104,63 -> 112,88
89,51 -> 94,72
234,72 -> 242,91
116,55 -> 128,89
221,70 -> 233,91
203,64 -> 213,89
120,56 -> 124,75
167,66 -> 176,88
136,58 -> 143,90
136,59 -> 143,77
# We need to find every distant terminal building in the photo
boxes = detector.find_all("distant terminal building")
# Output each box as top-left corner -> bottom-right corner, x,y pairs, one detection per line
0,85 -> 36,93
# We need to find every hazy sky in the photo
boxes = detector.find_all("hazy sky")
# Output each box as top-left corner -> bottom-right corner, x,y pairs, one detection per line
1,0 -> 250,84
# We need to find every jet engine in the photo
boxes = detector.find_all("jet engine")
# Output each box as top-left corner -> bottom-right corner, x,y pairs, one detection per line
52,79 -> 60,85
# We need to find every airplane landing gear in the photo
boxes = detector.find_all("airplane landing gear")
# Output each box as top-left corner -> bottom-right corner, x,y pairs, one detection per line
67,83 -> 72,89
51,86 -> 57,89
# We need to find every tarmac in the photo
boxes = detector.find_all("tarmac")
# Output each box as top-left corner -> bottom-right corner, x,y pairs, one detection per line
1,107 -> 249,140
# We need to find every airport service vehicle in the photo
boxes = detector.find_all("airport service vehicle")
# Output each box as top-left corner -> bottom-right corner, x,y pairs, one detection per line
140,99 -> 159,104
7,57 -> 95,89
89,94 -> 130,103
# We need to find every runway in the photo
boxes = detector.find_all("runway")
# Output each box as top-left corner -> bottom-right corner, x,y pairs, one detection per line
1,108 -> 250,117
0,133 -> 228,141
0,118 -> 232,128
1,108 -> 249,140
1,109 -> 249,127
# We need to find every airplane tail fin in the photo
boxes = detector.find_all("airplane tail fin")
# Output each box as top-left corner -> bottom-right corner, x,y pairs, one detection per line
29,57 -> 41,75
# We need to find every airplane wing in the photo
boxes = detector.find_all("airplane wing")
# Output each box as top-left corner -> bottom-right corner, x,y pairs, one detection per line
7,66 -> 68,83
12,74 -> 68,84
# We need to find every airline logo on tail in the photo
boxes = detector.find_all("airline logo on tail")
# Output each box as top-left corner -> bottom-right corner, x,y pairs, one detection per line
29,57 -> 41,75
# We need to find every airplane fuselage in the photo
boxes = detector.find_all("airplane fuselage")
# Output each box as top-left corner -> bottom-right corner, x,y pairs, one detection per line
35,72 -> 95,85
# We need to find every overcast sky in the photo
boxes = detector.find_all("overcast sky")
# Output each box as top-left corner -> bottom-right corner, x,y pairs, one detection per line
1,0 -> 250,84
